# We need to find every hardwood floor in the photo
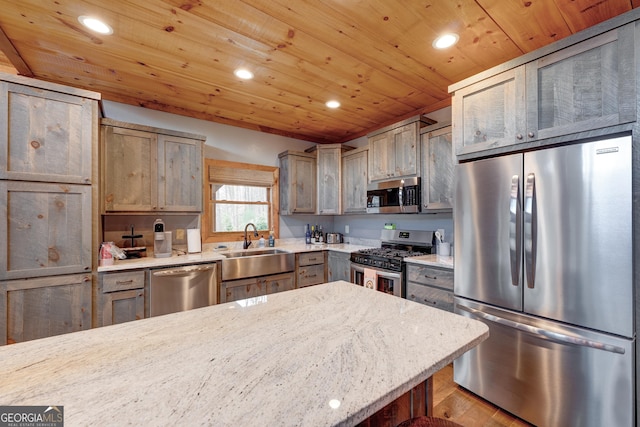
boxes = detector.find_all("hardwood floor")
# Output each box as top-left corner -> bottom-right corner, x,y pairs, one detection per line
431,365 -> 534,427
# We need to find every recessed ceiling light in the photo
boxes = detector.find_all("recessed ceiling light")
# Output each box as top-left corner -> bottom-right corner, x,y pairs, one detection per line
78,16 -> 113,35
234,68 -> 254,80
326,100 -> 340,109
433,33 -> 459,49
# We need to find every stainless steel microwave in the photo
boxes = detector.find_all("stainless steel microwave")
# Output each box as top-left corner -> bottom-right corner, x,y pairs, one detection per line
366,177 -> 421,214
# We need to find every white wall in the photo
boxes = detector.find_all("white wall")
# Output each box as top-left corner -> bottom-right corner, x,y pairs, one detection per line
102,100 -> 451,163
101,100 -> 454,245
102,100 -> 314,166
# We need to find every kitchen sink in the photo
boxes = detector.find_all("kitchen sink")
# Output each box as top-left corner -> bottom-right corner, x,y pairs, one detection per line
221,249 -> 295,281
223,248 -> 289,258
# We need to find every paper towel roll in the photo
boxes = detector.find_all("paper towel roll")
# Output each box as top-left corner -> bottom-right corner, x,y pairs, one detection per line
187,229 -> 201,253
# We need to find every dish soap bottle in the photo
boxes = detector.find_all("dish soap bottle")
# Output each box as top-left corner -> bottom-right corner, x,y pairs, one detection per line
258,235 -> 265,247
268,229 -> 275,247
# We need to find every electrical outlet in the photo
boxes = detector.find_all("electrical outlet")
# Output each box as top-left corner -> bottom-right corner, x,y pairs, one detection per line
345,225 -> 349,234
176,228 -> 185,241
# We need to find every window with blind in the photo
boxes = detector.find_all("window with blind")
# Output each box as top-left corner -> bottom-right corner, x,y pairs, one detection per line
203,159 -> 279,243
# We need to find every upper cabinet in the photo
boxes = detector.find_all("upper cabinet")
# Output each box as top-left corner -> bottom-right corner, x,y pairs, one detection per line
451,68 -> 525,156
342,147 -> 368,214
279,150 -> 316,215
316,145 -> 342,215
0,80 -> 96,184
101,119 -> 204,213
420,123 -> 453,212
157,134 -> 203,211
525,27 -> 636,141
451,22 -> 636,158
367,115 -> 435,182
0,73 -> 99,281
313,144 -> 353,215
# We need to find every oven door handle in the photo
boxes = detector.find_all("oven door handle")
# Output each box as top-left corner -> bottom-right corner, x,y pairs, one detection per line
350,264 -> 401,279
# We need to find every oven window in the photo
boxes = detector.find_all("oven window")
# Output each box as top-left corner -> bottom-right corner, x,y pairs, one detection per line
378,277 -> 394,295
352,269 -> 364,285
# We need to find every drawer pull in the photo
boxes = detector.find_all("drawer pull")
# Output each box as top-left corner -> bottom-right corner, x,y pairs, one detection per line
424,274 -> 437,280
307,274 -> 317,278
308,258 -> 317,262
116,280 -> 134,285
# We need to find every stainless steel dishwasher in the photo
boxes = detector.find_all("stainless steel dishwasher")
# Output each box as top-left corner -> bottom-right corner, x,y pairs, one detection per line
149,264 -> 217,317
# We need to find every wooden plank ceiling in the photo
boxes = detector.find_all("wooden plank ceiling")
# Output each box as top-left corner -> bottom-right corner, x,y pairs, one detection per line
0,0 -> 637,143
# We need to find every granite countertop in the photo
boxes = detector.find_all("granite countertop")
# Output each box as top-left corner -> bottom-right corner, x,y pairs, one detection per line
404,254 -> 454,270
1,281 -> 488,426
98,243 -> 373,272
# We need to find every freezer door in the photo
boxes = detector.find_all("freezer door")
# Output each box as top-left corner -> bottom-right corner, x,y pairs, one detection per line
454,153 -> 523,310
523,136 -> 633,337
454,297 -> 634,427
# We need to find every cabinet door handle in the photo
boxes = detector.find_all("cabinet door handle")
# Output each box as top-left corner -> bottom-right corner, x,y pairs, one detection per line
516,133 -> 523,140
527,131 -> 535,138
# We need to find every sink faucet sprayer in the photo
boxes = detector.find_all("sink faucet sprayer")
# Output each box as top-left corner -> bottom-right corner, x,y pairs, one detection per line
243,223 -> 259,249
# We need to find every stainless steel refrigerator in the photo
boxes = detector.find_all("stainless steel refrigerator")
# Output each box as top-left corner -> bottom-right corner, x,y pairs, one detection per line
454,135 -> 635,427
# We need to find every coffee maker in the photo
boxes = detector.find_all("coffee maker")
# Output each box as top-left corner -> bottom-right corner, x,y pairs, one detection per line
153,219 -> 172,258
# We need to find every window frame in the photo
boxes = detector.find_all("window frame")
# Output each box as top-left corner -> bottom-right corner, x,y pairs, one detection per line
202,159 -> 279,244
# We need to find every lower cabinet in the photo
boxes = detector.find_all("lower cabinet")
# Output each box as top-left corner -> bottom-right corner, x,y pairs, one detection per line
296,251 -> 326,288
220,272 -> 295,304
405,264 -> 454,312
1,273 -> 92,345
328,251 -> 351,282
96,270 -> 146,327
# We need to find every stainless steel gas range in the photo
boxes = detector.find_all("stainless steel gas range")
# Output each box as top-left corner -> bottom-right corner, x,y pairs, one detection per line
350,229 -> 435,298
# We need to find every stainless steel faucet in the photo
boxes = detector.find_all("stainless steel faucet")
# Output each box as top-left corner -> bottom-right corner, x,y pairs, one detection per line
243,223 -> 259,249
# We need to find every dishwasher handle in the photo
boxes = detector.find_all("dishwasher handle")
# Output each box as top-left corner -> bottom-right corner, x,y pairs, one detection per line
152,264 -> 215,278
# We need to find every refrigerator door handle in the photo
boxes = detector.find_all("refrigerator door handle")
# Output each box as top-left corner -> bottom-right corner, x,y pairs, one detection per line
509,175 -> 521,287
457,305 -> 626,355
524,173 -> 537,289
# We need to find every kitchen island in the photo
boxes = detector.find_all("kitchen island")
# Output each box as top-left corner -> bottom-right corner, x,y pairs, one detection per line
1,281 -> 487,426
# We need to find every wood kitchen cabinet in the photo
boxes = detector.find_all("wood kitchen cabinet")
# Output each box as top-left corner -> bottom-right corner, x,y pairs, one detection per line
0,81 -> 95,184
367,115 -> 434,182
263,272 -> 296,295
101,118 -> 204,212
451,22 -> 636,158
96,270 -> 145,327
328,251 -> 351,282
0,274 -> 92,345
312,144 -> 353,215
0,181 -> 92,280
342,147 -> 368,214
296,251 -> 326,288
405,264 -> 454,313
278,150 -> 316,215
220,272 -> 295,303
0,74 -> 98,281
0,73 -> 98,345
420,123 -> 453,212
